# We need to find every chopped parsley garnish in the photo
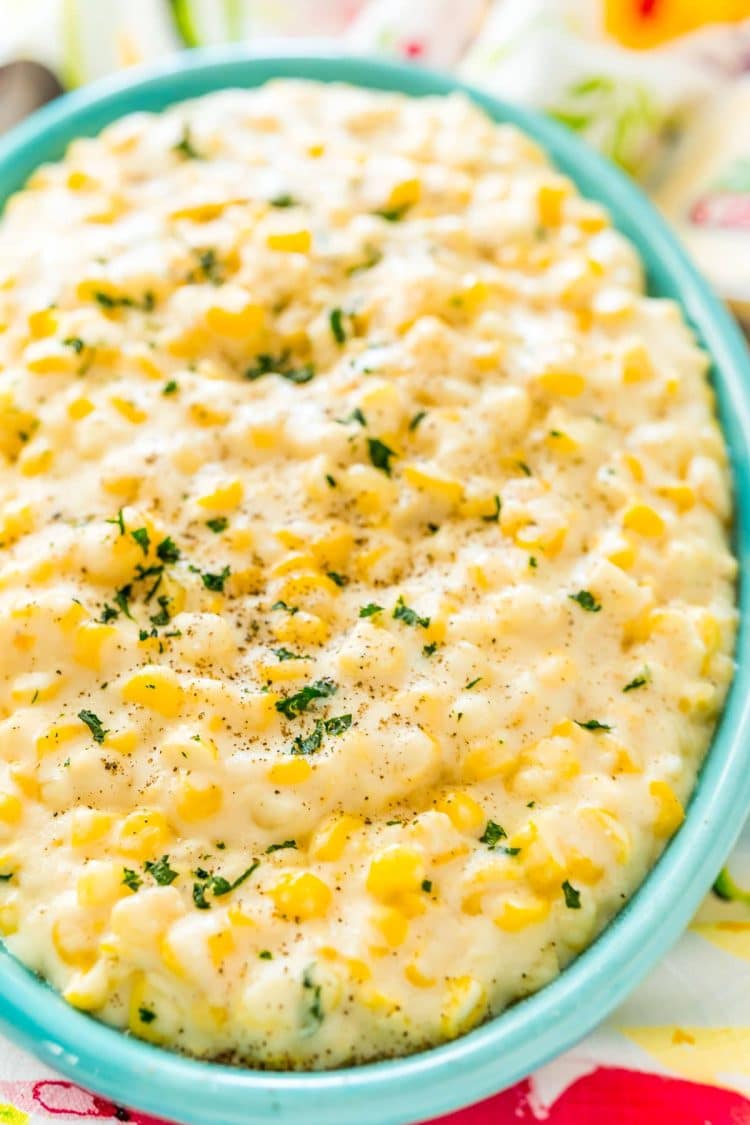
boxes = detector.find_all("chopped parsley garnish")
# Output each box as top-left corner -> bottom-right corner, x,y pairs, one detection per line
114,585 -> 133,619
574,719 -> 612,732
92,290 -> 154,313
107,508 -> 126,536
374,205 -> 409,222
569,590 -> 601,613
291,720 -> 325,756
479,820 -> 507,848
276,679 -> 338,720
393,597 -> 430,629
325,474 -> 337,488
273,647 -> 308,662
138,1007 -> 157,1024
211,861 -> 260,897
302,965 -> 324,1028
62,336 -> 85,354
517,461 -> 532,476
174,125 -> 202,159
367,437 -> 396,476
269,193 -> 297,208
623,669 -> 650,692
99,604 -> 119,623
359,603 -> 383,618
329,307 -> 347,345
409,410 -> 427,431
193,881 -> 211,909
0,873 -> 13,882
130,527 -> 150,556
144,855 -> 178,886
421,879 -> 433,893
465,677 -> 482,690
163,379 -> 179,395
193,247 -> 223,285
149,595 -> 172,627
562,880 -> 581,909
481,495 -> 502,523
529,557 -> 538,569
245,352 -> 315,384
324,714 -> 352,736
338,407 -> 367,426
122,868 -> 142,893
423,642 -> 438,657
206,516 -> 228,534
156,536 -> 180,564
326,571 -> 349,588
78,709 -> 108,744
266,840 -> 297,854
272,600 -> 298,615
259,950 -> 273,959
201,565 -> 230,592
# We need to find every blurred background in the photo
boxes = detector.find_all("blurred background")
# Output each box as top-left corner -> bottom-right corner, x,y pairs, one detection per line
2,0 -> 750,323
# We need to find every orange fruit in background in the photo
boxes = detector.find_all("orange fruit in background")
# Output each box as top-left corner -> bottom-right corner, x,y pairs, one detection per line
604,0 -> 750,48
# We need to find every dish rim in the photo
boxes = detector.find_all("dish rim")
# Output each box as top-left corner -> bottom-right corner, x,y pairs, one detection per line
0,46 -> 749,1125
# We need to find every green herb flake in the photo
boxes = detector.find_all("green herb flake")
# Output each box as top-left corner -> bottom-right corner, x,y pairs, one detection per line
206,517 -> 228,534
276,678 -> 338,720
517,461 -> 532,476
244,352 -> 314,384
623,669 -> 650,692
291,720 -> 325,756
465,677 -> 482,690
338,407 -> 367,427
138,1007 -> 157,1024
144,855 -> 178,886
574,719 -> 612,732
78,709 -> 108,744
393,597 -> 430,629
408,410 -> 427,432
259,950 -> 273,959
569,590 -> 601,613
130,527 -> 150,556
201,565 -> 230,592
107,508 -> 126,536
163,380 -> 179,395
423,642 -> 438,657
302,964 -> 324,1028
326,571 -> 349,588
324,714 -> 352,736
122,868 -> 142,893
562,880 -> 582,909
193,881 -> 211,909
156,536 -> 180,564
63,336 -> 85,354
325,474 -> 337,488
273,647 -> 308,662
479,820 -> 507,848
367,437 -> 396,476
329,308 -> 347,345
359,603 -> 383,618
174,126 -> 202,159
481,495 -> 502,523
266,840 -> 297,854
421,879 -> 433,893
269,193 -> 297,208
272,600 -> 298,615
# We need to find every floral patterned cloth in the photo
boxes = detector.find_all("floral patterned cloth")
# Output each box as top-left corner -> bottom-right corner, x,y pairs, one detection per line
1,3 -> 750,1121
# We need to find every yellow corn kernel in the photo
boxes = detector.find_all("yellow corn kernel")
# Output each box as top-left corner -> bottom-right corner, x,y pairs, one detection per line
11,671 -> 61,705
658,483 -> 695,512
0,895 -> 19,936
197,479 -> 244,512
207,928 -> 235,968
606,538 -> 637,571
19,447 -> 53,476
623,502 -> 665,538
189,402 -> 230,427
494,895 -> 550,932
167,324 -> 212,359
440,976 -> 487,1039
537,182 -> 567,227
0,793 -> 22,826
405,963 -> 436,989
205,303 -> 265,340
122,667 -> 185,718
28,308 -> 58,338
266,230 -> 311,253
435,791 -> 484,833
622,452 -> 644,482
104,728 -> 139,754
26,350 -> 75,375
257,658 -> 311,684
267,758 -> 313,786
118,808 -> 172,860
63,963 -> 110,1011
580,807 -> 631,864
402,464 -> 463,506
367,845 -> 425,901
538,370 -> 586,397
77,861 -> 131,908
270,552 -> 318,578
546,430 -> 579,455
0,503 -> 34,546
621,343 -> 654,384
372,905 -> 409,947
650,780 -> 685,837
269,871 -> 332,920
176,779 -> 223,821
52,919 -> 97,971
102,474 -> 141,500
72,621 -> 117,671
227,905 -> 256,928
309,814 -> 363,862
462,744 -> 514,782
111,396 -> 147,425
128,973 -> 165,1044
273,610 -> 329,646
387,178 -> 421,210
70,809 -> 113,847
36,722 -> 81,757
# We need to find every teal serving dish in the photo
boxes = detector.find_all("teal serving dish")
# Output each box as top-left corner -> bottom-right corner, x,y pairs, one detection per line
0,48 -> 749,1125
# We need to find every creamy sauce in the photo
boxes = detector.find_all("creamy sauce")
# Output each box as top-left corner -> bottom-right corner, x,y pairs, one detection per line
0,81 -> 736,1068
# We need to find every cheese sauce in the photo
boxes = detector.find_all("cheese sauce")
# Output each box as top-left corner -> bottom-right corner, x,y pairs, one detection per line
0,81 -> 736,1068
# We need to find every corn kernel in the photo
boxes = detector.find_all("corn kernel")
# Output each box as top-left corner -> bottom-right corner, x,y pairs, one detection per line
402,464 -> 463,506
269,871 -> 332,920
658,483 -> 695,512
539,370 -> 586,397
104,729 -> 139,754
111,396 -> 147,424
267,758 -> 313,786
546,430 -> 579,455
77,861 -> 130,907
189,403 -> 230,427
405,963 -> 436,989
537,182 -> 568,227
623,502 -> 665,538
440,976 -> 487,1039
266,230 -> 311,253
205,303 -> 265,340
435,791 -> 485,833
122,667 -> 185,718
621,344 -> 654,384
494,895 -> 550,931
367,845 -> 425,900
118,808 -> 172,860
175,779 -> 223,821
36,722 -> 81,757
309,814 -> 363,862
71,809 -> 113,847
197,479 -> 244,512
11,671 -> 61,705
207,928 -> 235,967
28,308 -> 58,338
0,793 -> 22,826
372,905 -> 409,947
73,621 -> 117,671
387,178 -> 421,210
0,897 -> 19,936
650,780 -> 685,837
273,610 -> 329,646
19,447 -> 53,476
0,503 -> 34,546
